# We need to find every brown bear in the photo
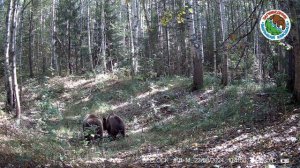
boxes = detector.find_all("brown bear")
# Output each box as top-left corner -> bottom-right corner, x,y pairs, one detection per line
103,114 -> 125,139
82,114 -> 103,142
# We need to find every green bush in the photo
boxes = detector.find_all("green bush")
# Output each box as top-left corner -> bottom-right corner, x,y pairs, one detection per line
204,73 -> 220,89
274,72 -> 288,87
39,98 -> 62,120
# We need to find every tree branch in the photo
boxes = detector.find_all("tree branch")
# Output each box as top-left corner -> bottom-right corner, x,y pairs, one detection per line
21,0 -> 34,13
218,0 -> 264,52
234,45 -> 248,70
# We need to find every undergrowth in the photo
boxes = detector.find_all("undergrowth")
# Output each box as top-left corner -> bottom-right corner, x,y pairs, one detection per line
0,74 -> 294,166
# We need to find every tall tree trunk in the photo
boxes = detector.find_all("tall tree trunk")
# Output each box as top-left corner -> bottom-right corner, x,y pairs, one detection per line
67,20 -> 72,75
79,0 -> 84,72
41,8 -> 46,75
128,1 -> 136,76
163,1 -> 171,75
212,3 -> 217,77
289,0 -> 300,101
219,0 -> 229,86
185,0 -> 204,90
87,1 -> 94,72
18,0 -> 25,105
4,0 -> 15,111
51,0 -> 58,74
157,0 -> 164,76
12,0 -> 21,119
196,0 -> 204,75
179,23 -> 187,76
28,6 -> 34,78
129,0 -> 139,76
142,0 -> 155,72
254,5 -> 262,84
286,48 -> 295,92
101,1 -> 106,73
134,0 -> 139,75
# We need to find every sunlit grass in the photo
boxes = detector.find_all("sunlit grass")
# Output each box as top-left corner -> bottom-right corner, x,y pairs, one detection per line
55,127 -> 74,138
0,73 -> 295,166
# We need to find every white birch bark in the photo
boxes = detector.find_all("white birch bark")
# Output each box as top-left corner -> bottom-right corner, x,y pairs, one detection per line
51,0 -> 58,73
219,0 -> 229,85
12,0 -> 21,120
87,1 -> 94,71
4,0 -> 15,109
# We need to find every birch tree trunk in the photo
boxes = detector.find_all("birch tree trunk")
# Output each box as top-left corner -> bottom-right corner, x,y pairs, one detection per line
18,0 -> 25,104
12,0 -> 21,119
87,1 -> 94,72
163,1 -> 171,75
219,0 -> 229,86
28,6 -> 34,78
212,2 -> 217,77
157,0 -> 164,76
130,0 -> 138,76
67,20 -> 72,74
256,26 -> 263,83
4,0 -> 15,110
51,0 -> 58,74
134,0 -> 139,75
127,2 -> 135,76
101,1 -> 106,73
41,8 -> 46,75
79,0 -> 84,72
185,0 -> 203,90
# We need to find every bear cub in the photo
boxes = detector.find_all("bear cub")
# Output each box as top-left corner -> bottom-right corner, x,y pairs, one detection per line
82,114 -> 103,142
103,114 -> 125,140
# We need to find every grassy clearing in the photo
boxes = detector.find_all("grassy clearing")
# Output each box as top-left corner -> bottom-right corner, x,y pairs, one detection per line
0,74 -> 297,166
147,81 -> 293,148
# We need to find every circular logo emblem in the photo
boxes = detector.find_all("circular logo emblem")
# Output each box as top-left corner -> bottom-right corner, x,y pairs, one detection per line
260,10 -> 291,41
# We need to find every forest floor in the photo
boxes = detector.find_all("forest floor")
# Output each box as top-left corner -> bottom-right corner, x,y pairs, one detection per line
0,74 -> 299,167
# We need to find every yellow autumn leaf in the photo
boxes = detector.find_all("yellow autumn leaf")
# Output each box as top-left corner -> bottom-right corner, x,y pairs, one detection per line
229,34 -> 237,41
